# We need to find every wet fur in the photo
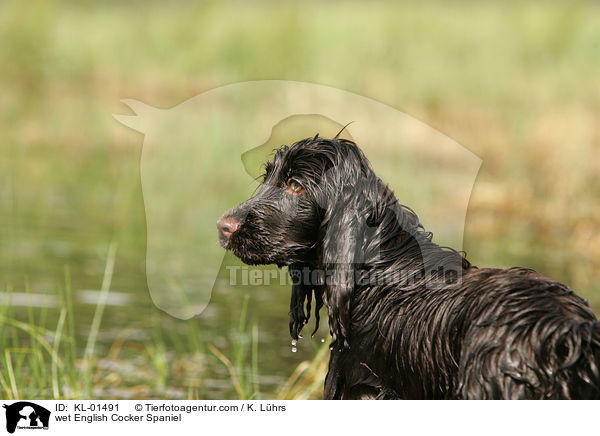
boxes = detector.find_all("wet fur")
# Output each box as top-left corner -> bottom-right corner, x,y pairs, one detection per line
220,136 -> 600,399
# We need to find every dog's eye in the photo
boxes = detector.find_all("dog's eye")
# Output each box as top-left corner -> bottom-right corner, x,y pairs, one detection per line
287,180 -> 304,194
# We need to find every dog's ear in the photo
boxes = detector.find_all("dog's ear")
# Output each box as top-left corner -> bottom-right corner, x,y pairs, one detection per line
320,206 -> 359,349
319,151 -> 381,349
288,264 -> 311,340
288,264 -> 324,340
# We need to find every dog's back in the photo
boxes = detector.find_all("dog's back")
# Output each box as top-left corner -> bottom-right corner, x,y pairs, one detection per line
339,266 -> 600,399
456,267 -> 600,399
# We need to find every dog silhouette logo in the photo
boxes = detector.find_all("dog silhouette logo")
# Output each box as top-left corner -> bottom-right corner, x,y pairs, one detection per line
2,402 -> 50,433
113,81 -> 480,321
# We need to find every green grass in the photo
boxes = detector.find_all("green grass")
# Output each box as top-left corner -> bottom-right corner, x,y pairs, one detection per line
0,278 -> 76,399
0,0 -> 599,399
0,251 -> 328,400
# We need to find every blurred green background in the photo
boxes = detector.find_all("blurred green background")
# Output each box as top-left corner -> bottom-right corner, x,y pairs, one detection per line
0,0 -> 599,399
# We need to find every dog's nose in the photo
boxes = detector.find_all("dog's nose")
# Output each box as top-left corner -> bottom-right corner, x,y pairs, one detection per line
217,216 -> 240,240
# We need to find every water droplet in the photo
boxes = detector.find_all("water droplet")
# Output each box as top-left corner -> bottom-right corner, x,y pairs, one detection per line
320,338 -> 325,343
291,347 -> 297,353
291,339 -> 297,347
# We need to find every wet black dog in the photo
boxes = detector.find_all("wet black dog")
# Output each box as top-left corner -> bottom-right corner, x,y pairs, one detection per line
217,135 -> 600,399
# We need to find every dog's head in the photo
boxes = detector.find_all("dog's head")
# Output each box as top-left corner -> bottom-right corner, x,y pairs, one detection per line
218,135 -> 441,346
217,135 -> 382,267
